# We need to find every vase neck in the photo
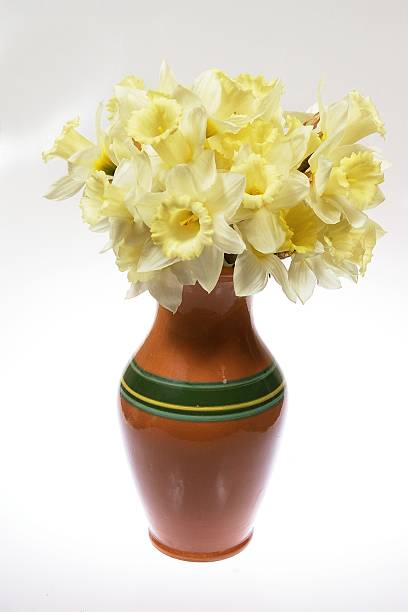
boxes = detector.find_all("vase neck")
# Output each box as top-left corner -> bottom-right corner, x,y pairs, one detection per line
158,271 -> 252,338
135,269 -> 272,382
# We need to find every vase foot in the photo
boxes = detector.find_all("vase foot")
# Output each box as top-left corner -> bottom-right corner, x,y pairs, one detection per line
148,530 -> 253,562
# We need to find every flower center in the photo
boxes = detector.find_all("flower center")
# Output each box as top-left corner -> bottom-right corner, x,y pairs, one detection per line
93,150 -> 116,176
127,93 -> 181,145
180,212 -> 199,227
150,196 -> 214,260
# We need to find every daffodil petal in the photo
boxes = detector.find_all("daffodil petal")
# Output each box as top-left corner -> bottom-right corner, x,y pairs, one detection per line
147,268 -> 184,313
44,174 -> 85,200
334,196 -> 368,228
135,192 -> 164,227
166,164 -> 199,199
306,256 -> 341,289
126,281 -> 148,299
315,158 -> 333,196
189,245 -> 224,293
137,240 -> 178,272
240,207 -> 286,253
263,254 -> 297,302
212,215 -> 245,254
233,249 -> 268,296
187,149 -> 216,193
174,85 -> 203,110
269,171 -> 310,210
288,255 -> 317,303
158,61 -> 178,95
192,70 -> 222,116
206,172 -> 245,218
180,106 -> 207,161
306,193 -> 342,225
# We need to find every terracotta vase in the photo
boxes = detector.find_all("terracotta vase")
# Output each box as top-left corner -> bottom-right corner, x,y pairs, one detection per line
119,267 -> 286,562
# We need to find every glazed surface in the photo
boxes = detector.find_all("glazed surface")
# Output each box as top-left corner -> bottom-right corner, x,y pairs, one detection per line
135,268 -> 272,381
120,395 -> 284,558
119,269 -> 286,560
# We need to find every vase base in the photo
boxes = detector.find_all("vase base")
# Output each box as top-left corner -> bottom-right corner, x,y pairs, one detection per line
148,530 -> 253,562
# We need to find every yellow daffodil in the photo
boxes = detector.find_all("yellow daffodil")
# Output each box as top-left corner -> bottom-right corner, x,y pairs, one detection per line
112,221 -> 191,312
43,107 -> 117,200
207,118 -> 282,170
42,117 -> 93,163
106,75 -> 145,122
193,68 -> 284,136
80,150 -> 152,232
319,89 -> 385,145
280,203 -> 325,254
232,147 -> 310,253
323,218 -> 385,275
288,217 -> 385,303
324,150 -> 384,209
308,144 -> 385,227
43,64 -> 387,311
134,150 -> 245,292
127,90 -> 206,167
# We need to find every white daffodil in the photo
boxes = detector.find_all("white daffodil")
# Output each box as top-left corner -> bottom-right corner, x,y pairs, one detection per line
233,236 -> 296,301
232,147 -> 310,253
134,150 -> 245,292
43,107 -> 117,200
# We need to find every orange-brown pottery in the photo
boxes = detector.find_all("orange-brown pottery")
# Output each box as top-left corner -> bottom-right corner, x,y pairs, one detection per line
119,267 -> 285,561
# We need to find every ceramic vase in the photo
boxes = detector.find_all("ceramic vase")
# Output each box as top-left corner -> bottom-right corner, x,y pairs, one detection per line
119,267 -> 285,561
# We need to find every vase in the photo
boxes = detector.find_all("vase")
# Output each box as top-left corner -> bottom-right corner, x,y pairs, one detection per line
119,267 -> 285,562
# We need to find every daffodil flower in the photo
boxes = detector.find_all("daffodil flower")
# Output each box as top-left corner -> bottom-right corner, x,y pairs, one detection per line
80,150 -> 152,232
318,89 -> 385,146
42,65 -> 387,311
193,69 -> 284,136
126,90 -> 206,168
232,147 -> 310,253
308,143 -> 385,227
280,202 -> 325,254
134,150 -> 245,292
43,106 -> 117,200
323,218 -> 385,276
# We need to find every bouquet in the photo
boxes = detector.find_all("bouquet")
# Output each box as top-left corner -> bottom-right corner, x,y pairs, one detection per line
43,63 -> 386,311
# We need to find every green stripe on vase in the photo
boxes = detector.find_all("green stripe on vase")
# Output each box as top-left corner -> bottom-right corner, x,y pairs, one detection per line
120,361 -> 285,422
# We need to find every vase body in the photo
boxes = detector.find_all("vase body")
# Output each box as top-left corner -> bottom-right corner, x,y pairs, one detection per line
119,268 -> 285,561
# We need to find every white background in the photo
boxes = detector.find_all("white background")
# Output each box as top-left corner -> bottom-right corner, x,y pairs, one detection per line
1,1 -> 407,610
